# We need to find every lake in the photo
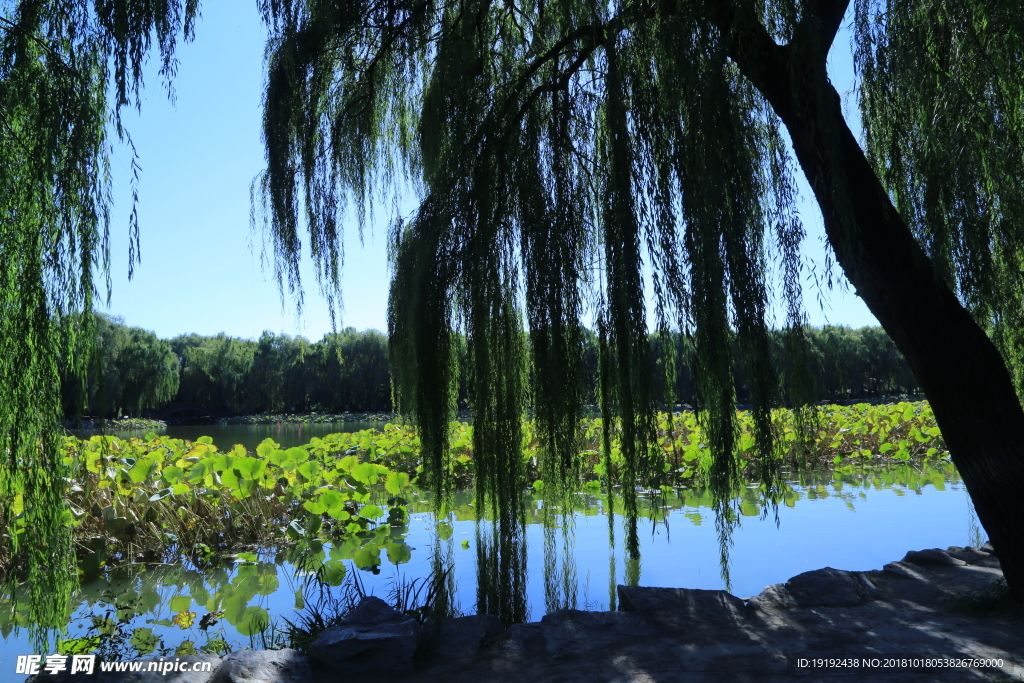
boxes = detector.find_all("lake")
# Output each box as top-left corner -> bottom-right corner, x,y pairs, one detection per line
0,423 -> 981,672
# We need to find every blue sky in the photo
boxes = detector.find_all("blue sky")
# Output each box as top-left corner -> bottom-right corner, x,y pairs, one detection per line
100,4 -> 879,341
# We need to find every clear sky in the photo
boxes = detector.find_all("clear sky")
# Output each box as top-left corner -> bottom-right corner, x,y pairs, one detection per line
100,4 -> 879,342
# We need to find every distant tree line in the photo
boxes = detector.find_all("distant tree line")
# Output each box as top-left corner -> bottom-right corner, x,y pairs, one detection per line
61,315 -> 918,420
61,315 -> 391,419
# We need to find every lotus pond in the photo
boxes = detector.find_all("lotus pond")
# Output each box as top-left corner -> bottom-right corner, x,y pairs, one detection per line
0,403 -> 982,670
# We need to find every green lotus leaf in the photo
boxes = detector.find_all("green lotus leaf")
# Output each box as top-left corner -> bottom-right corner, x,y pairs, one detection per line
286,447 -> 310,463
330,538 -> 359,561
320,559 -> 347,586
337,456 -> 359,473
303,499 -> 326,515
353,546 -> 380,569
234,456 -> 266,480
130,627 -> 158,655
319,489 -> 346,509
386,542 -> 411,564
149,488 -> 173,502
166,594 -> 192,613
385,471 -> 409,495
58,636 -> 101,655
128,458 -> 157,484
162,465 -> 185,483
359,504 -> 384,519
297,460 -> 320,481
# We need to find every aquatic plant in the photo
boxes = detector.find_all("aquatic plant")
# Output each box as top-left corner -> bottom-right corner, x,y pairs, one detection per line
0,431 -> 416,579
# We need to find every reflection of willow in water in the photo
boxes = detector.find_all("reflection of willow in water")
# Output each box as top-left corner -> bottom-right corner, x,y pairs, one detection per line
459,459 -> 962,617
475,515 -> 528,626
429,518 -> 458,620
542,508 -> 577,615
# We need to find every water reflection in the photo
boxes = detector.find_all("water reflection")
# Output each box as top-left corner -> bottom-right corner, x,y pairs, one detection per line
542,510 -> 577,614
1,458 -> 970,660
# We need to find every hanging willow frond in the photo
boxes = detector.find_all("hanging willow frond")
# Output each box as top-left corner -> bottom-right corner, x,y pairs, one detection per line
1,0 -> 196,645
855,0 -> 1024,395
260,0 -> 810,586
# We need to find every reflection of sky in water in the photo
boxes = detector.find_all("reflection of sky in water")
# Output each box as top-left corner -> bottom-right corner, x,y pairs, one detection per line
0,466 -> 978,670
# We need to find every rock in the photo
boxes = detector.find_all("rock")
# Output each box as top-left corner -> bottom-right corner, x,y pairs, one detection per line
307,596 -> 419,676
503,622 -> 547,656
903,548 -> 968,566
26,655 -> 221,682
981,541 -> 995,554
783,567 -> 878,607
617,586 -> 746,629
209,649 -> 312,683
340,595 -> 409,626
435,614 -> 505,659
945,546 -> 995,565
883,560 -> 925,579
539,609 -> 657,656
745,583 -> 798,611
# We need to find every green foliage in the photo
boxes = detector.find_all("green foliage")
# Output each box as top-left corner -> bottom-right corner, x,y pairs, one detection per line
4,402 -> 944,585
64,319 -> 919,421
253,0 -> 983,592
160,327 -> 391,416
856,0 -> 1024,395
171,333 -> 257,416
0,0 -> 197,644
1,428 -> 417,574
62,314 -> 179,420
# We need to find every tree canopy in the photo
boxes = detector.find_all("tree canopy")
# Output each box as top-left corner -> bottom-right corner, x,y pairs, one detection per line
255,0 -> 1024,596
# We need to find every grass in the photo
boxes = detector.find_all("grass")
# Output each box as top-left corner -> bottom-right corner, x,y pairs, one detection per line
253,557 -> 461,654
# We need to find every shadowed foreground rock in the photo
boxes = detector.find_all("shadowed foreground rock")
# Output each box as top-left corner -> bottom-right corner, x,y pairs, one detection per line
25,545 -> 1024,682
402,544 -> 1023,683
306,595 -> 419,676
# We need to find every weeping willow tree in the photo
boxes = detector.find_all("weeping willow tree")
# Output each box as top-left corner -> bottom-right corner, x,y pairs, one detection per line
257,0 -> 1024,599
0,0 -> 197,641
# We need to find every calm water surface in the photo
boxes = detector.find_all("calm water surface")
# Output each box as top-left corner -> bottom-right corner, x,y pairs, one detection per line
2,423 -> 981,674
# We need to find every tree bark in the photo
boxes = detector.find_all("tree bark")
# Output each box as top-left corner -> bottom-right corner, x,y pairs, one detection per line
716,3 -> 1024,594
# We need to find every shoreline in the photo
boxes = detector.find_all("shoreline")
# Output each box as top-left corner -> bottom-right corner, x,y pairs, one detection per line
26,544 -> 1023,682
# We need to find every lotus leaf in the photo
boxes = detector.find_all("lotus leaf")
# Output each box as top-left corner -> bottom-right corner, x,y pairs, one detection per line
130,627 -> 158,654
319,559 -> 347,585
353,546 -> 380,569
236,606 -> 269,636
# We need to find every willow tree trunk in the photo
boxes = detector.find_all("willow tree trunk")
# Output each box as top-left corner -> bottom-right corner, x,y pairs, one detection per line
716,5 -> 1024,594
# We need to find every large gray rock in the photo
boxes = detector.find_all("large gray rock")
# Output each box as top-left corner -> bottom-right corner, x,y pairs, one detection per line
539,609 -> 658,656
307,596 -> 420,676
745,583 -> 799,611
435,614 -> 504,659
783,567 -> 879,607
903,548 -> 968,566
26,654 -> 221,682
617,586 -> 747,630
883,560 -> 927,580
502,622 -> 547,657
209,649 -> 312,683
